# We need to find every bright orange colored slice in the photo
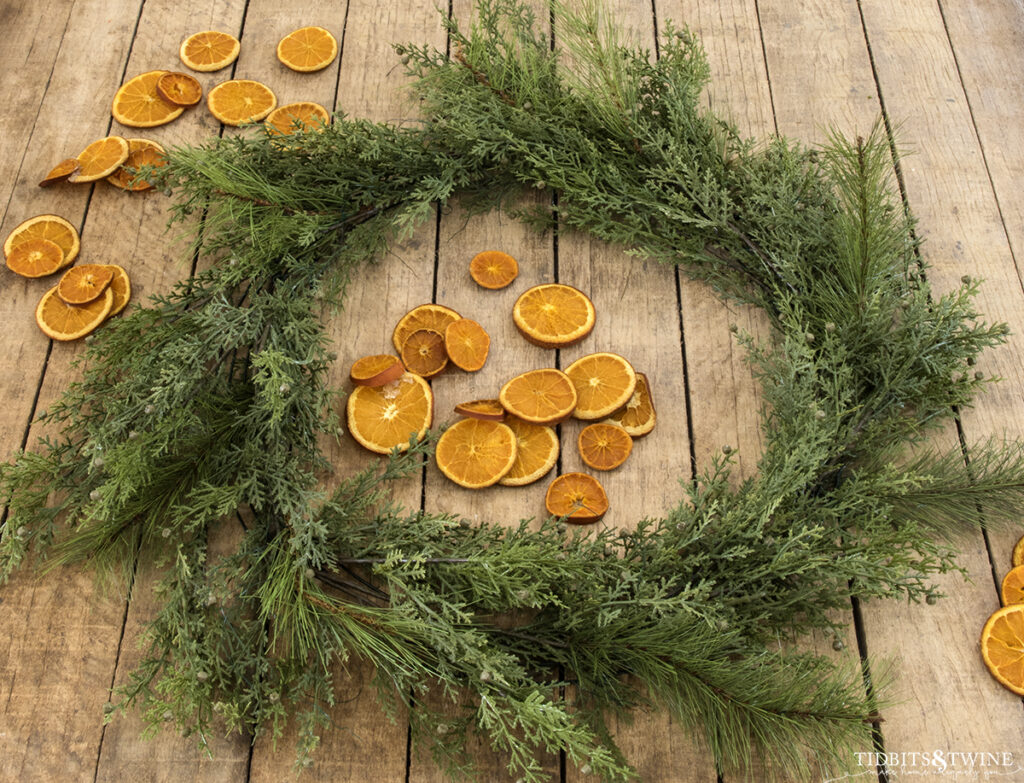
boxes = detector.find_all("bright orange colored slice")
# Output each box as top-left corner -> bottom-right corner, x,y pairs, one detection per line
106,138 -> 167,192
6,239 -> 64,278
67,136 -> 130,183
276,26 -> 338,73
112,70 -> 185,128
401,329 -> 448,379
980,603 -> 1024,696
207,79 -> 277,126
392,303 -> 461,354
499,417 -> 559,487
454,399 -> 506,422
444,318 -> 490,372
469,250 -> 519,290
513,283 -> 595,348
1013,534 -> 1024,568
104,264 -> 131,316
564,352 -> 637,421
39,158 -> 80,188
57,264 -> 115,305
603,371 -> 656,437
578,422 -> 633,471
435,418 -> 517,489
156,72 -> 203,106
346,372 -> 433,454
35,286 -> 114,341
499,368 -> 577,425
265,102 -> 330,136
545,472 -> 608,524
4,214 -> 80,267
179,31 -> 241,72
349,354 -> 404,387
1002,565 -> 1024,606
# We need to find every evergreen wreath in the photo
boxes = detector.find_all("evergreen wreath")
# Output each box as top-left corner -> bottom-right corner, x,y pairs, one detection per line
2,1 -> 1023,780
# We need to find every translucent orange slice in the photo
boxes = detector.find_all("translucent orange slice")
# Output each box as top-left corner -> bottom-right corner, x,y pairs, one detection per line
444,318 -> 490,372
112,70 -> 185,128
179,31 -> 241,72
4,214 -> 80,267
980,603 -> 1024,696
545,472 -> 608,525
454,399 -> 506,422
578,423 -> 633,471
265,102 -> 331,136
564,352 -> 637,420
1013,534 -> 1024,568
349,354 -> 404,387
104,264 -> 131,316
39,158 -> 80,188
1002,565 -> 1024,606
6,239 -> 64,278
67,136 -> 130,183
156,72 -> 203,106
346,373 -> 433,454
469,250 -> 519,290
499,368 -> 577,425
57,264 -> 115,305
435,418 -> 517,489
106,138 -> 167,192
35,286 -> 114,341
401,329 -> 448,379
499,417 -> 559,487
603,371 -> 656,437
513,283 -> 595,348
276,26 -> 338,73
392,303 -> 461,354
207,79 -> 277,126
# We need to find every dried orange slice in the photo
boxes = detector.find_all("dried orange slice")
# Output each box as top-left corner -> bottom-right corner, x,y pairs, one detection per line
156,72 -> 203,106
435,418 -> 517,489
392,303 -> 461,354
499,368 -> 577,425
565,352 -> 637,421
454,399 -> 506,422
1013,534 -> 1024,568
104,264 -> 131,316
980,603 -> 1024,696
57,264 -> 115,305
545,472 -> 608,525
350,354 -> 404,387
265,102 -> 330,136
499,417 -> 559,487
444,319 -> 490,372
6,239 -> 65,278
603,371 -> 655,438
1002,565 -> 1024,606
35,285 -> 114,342
401,329 -> 448,379
470,250 -> 518,290
179,31 -> 241,72
4,214 -> 80,267
39,158 -> 80,188
67,136 -> 130,183
346,372 -> 433,454
112,70 -> 185,128
106,138 -> 167,192
513,283 -> 595,348
276,26 -> 338,73
578,422 -> 633,471
207,79 -> 277,126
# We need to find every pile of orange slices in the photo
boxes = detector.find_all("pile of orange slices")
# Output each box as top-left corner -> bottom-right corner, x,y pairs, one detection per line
979,532 -> 1024,698
41,135 -> 168,192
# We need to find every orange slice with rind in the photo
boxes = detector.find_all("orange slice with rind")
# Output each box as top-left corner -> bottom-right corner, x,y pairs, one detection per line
401,329 -> 448,379
392,303 -> 461,354
4,214 -> 80,267
545,472 -> 609,525
513,283 -> 596,348
1013,534 -> 1024,569
499,417 -> 559,487
603,372 -> 656,438
276,26 -> 338,73
179,31 -> 241,72
980,603 -> 1024,696
106,138 -> 167,192
156,72 -> 203,106
1001,565 -> 1024,606
6,239 -> 65,278
57,264 -> 115,305
67,136 -> 130,183
470,250 -> 519,290
499,368 -> 577,425
578,422 -> 633,471
454,399 -> 506,422
350,354 -> 404,387
444,318 -> 490,372
104,264 -> 131,316
207,79 -> 277,126
36,286 -> 114,341
112,70 -> 185,128
39,158 -> 80,188
265,102 -> 331,136
347,373 -> 433,454
435,418 -> 518,489
565,352 -> 637,421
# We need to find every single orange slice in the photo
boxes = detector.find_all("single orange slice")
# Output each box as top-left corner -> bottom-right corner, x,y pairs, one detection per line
545,472 -> 609,525
470,250 -> 519,290
207,79 -> 277,126
265,102 -> 330,136
35,286 -> 114,341
435,418 -> 518,489
603,371 -> 655,438
347,372 -> 433,454
179,31 -> 241,72
67,136 -> 130,183
57,264 -> 115,305
499,417 -> 559,487
156,72 -> 203,106
578,422 -> 633,471
1002,565 -> 1024,606
980,603 -> 1024,696
392,303 -> 461,354
401,329 -> 448,379
1013,534 -> 1024,568
444,318 -> 490,372
350,354 -> 404,387
39,158 -> 80,188
104,264 -> 131,316
276,26 -> 338,73
6,239 -> 65,278
454,399 -> 506,422
112,70 -> 185,128
499,368 -> 577,425
513,283 -> 595,348
565,352 -> 637,421
4,214 -> 80,267
106,138 -> 167,192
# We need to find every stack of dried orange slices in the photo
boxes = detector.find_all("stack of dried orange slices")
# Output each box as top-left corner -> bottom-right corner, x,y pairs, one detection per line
41,135 -> 168,192
979,531 -> 1024,698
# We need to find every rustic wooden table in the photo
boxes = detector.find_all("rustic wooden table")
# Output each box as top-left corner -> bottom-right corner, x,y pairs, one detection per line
2,0 -> 1023,780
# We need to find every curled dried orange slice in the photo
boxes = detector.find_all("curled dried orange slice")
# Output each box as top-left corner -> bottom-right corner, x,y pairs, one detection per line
578,422 -> 633,471
565,352 -> 637,420
179,31 -> 240,72
470,250 -> 518,290
444,318 -> 490,372
207,79 -> 277,126
499,368 -> 577,425
35,285 -> 113,341
435,418 -> 517,489
350,354 -> 404,387
57,264 -> 115,305
980,603 -> 1024,696
545,472 -> 608,525
6,239 -> 65,278
112,70 -> 185,128
1002,565 -> 1024,606
156,72 -> 203,106
265,102 -> 330,136
401,329 -> 448,379
346,373 -> 433,454
392,303 -> 461,354
513,283 -> 595,348
68,136 -> 130,183
603,371 -> 655,437
499,417 -> 559,487
4,214 -> 80,267
106,138 -> 167,192
104,264 -> 131,316
454,399 -> 506,422
39,158 -> 80,188
1013,534 -> 1024,568
277,26 -> 338,73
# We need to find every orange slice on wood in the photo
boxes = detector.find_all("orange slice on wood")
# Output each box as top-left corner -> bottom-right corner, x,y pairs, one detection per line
6,239 -> 65,278
499,417 -> 559,487
349,354 -> 404,387
565,352 -> 637,421
454,399 -> 506,422
106,138 -> 167,192
603,371 -> 655,438
578,422 -> 633,471
513,283 -> 595,348
401,329 -> 448,379
104,264 -> 131,316
346,372 -> 433,454
435,418 -> 518,489
499,368 -> 577,425
444,318 -> 490,372
545,472 -> 608,524
67,136 -> 130,183
470,250 -> 519,290
179,31 -> 241,72
112,71 -> 185,128
980,603 -> 1024,696
1002,565 -> 1024,606
392,303 -> 461,354
265,102 -> 330,136
1013,534 -> 1024,569
36,286 -> 114,341
4,214 -> 80,267
207,79 -> 277,126
57,264 -> 115,305
156,72 -> 203,106
39,158 -> 80,188
276,26 -> 338,72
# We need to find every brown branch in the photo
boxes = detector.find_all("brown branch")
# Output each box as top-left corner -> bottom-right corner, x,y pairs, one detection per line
453,44 -> 516,105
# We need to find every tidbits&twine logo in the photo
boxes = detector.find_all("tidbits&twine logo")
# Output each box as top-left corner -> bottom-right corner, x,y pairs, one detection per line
824,750 -> 1024,780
